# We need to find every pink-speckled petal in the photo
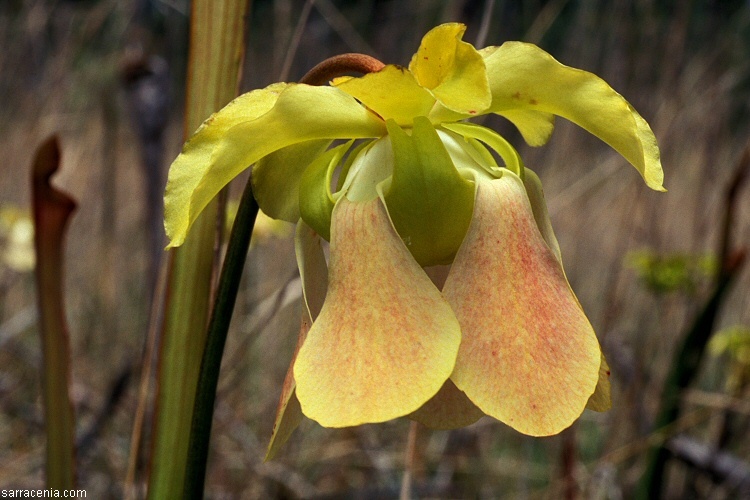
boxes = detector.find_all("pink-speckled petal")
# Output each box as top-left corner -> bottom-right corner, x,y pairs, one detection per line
294,197 -> 461,427
444,174 -> 600,436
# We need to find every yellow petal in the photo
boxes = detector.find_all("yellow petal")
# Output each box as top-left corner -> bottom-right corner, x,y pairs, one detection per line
294,198 -> 461,427
164,84 -> 287,247
444,174 -> 601,436
409,379 -> 484,430
265,222 -> 329,460
165,84 -> 385,247
586,353 -> 612,412
333,66 -> 436,126
496,109 -> 555,147
483,42 -> 664,190
408,23 -> 491,115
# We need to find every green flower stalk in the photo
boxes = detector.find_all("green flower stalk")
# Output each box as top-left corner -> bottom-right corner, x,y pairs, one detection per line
164,24 -> 663,450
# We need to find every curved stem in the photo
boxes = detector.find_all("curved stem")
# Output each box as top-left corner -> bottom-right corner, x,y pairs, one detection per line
300,53 -> 384,85
184,179 -> 258,499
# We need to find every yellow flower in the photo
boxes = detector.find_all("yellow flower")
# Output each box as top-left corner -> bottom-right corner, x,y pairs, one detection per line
164,24 -> 663,452
1,205 -> 35,272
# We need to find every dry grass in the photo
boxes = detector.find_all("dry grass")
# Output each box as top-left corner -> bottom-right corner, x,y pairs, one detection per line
1,0 -> 749,498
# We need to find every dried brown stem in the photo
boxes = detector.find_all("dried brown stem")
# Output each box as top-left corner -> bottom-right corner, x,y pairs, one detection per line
32,136 -> 78,489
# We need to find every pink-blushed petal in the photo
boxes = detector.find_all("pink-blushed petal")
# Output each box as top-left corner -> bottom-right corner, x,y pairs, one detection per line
586,353 -> 612,412
444,174 -> 601,436
521,169 -> 611,413
409,379 -> 484,430
293,197 -> 461,428
265,222 -> 329,460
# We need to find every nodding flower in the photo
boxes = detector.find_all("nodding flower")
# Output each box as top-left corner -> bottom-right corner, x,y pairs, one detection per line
163,23 -> 664,458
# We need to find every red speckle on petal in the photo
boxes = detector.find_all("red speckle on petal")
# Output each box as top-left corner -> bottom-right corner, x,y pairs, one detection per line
424,56 -> 429,60
529,98 -> 538,105
606,370 -> 611,376
469,110 -> 477,114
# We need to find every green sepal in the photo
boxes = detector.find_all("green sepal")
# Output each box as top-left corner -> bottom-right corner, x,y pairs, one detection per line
442,121 -> 524,180
464,136 -> 499,171
343,138 -> 394,203
299,140 -> 355,241
253,139 -> 332,222
521,168 -> 562,263
335,140 -> 372,192
383,117 -> 475,266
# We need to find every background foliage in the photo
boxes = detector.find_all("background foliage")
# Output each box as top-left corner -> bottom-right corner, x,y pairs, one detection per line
1,0 -> 749,497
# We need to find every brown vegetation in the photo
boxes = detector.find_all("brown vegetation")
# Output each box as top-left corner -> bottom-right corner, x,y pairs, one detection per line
1,0 -> 749,498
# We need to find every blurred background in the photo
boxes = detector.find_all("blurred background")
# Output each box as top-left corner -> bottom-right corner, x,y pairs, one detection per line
1,0 -> 749,498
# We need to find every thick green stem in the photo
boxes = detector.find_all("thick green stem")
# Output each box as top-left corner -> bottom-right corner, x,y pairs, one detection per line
147,0 -> 249,496
184,177 -> 259,499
